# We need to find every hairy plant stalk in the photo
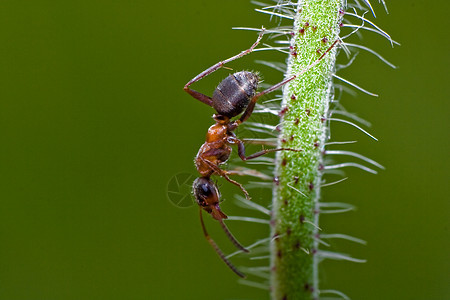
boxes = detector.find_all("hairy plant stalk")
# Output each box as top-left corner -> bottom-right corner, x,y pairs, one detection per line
270,1 -> 343,299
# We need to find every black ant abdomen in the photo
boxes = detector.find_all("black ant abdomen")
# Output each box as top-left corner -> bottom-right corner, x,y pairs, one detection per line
212,71 -> 259,118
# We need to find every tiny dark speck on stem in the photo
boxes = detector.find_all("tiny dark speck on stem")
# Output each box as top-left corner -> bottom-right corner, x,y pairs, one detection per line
273,232 -> 280,241
286,227 -> 292,236
274,176 -> 280,185
304,283 -> 314,292
279,106 -> 289,117
299,214 -> 305,224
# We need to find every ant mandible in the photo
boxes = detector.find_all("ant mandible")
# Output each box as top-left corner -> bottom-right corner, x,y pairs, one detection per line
184,28 -> 338,277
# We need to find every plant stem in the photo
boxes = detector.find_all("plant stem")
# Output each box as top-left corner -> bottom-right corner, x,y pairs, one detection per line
270,1 -> 343,299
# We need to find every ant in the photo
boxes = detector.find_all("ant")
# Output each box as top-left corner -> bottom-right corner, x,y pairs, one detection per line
184,29 -> 339,277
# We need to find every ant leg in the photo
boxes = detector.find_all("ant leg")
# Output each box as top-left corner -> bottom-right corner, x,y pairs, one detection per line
200,157 -> 251,200
231,39 -> 340,126
184,89 -> 213,107
242,147 -> 301,160
228,136 -> 301,161
199,208 -> 246,278
183,28 -> 266,106
217,169 -> 251,200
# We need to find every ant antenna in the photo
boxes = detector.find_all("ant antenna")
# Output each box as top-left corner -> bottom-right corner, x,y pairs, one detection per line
199,208 -> 246,278
218,218 -> 249,253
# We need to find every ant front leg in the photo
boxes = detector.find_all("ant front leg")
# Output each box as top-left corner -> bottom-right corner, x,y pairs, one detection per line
199,157 -> 251,200
183,28 -> 266,107
227,135 -> 301,161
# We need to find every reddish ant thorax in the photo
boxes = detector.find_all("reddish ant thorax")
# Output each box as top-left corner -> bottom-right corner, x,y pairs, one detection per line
195,120 -> 232,178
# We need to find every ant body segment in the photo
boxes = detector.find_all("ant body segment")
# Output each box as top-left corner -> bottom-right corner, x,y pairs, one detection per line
184,29 -> 339,277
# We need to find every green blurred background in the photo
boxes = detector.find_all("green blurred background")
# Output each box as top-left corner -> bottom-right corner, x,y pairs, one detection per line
0,1 -> 448,299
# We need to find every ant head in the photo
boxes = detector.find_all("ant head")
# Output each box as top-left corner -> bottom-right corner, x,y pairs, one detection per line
193,177 -> 228,221
212,71 -> 260,118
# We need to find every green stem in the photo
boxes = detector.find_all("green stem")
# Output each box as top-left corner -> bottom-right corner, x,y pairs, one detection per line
270,1 -> 343,299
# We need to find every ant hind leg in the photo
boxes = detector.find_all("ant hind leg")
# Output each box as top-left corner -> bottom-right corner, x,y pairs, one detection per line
229,136 -> 301,161
183,28 -> 266,106
232,39 -> 340,126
